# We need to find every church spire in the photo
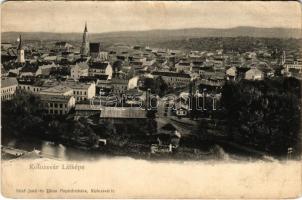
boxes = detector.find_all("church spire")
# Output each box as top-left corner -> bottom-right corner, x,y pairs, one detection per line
17,35 -> 23,50
80,22 -> 89,57
17,34 -> 25,63
84,21 -> 88,32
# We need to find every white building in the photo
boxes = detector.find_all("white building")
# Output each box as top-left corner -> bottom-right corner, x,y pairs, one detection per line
40,95 -> 75,115
1,77 -> 18,101
39,85 -> 73,96
71,62 -> 89,80
226,66 -> 237,80
65,81 -> 96,102
151,71 -> 191,87
88,62 -> 113,79
175,61 -> 191,73
245,68 -> 264,81
283,61 -> 302,74
111,78 -> 129,94
128,76 -> 140,90
36,63 -> 58,77
18,83 -> 42,94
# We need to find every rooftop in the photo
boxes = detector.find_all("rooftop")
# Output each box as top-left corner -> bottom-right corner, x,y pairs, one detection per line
89,62 -> 110,70
40,85 -> 72,94
75,104 -> 101,111
1,77 -> 18,88
100,107 -> 146,119
151,71 -> 191,78
64,80 -> 94,89
39,94 -> 73,102
79,75 -> 108,83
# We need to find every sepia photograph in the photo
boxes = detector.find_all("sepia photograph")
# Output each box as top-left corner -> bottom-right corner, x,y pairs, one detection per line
1,1 -> 302,198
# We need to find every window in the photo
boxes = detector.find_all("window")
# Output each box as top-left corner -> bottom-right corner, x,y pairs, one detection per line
59,104 -> 63,108
54,103 -> 58,108
84,91 -> 86,95
50,103 -> 53,107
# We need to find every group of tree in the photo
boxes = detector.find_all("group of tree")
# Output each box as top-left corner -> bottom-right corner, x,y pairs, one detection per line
140,76 -> 168,97
155,37 -> 301,54
220,77 -> 301,156
1,92 -> 100,147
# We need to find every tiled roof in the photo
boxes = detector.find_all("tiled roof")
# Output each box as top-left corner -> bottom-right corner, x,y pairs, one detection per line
40,94 -> 73,102
79,75 -> 108,82
111,78 -> 129,85
64,81 -> 93,89
40,85 -> 72,94
20,65 -> 39,73
100,107 -> 146,119
151,71 -> 191,78
1,77 -> 18,88
75,104 -> 101,111
89,62 -> 109,70
177,62 -> 190,66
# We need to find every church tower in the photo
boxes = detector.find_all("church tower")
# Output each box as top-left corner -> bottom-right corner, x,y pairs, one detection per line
17,35 -> 25,63
80,22 -> 89,57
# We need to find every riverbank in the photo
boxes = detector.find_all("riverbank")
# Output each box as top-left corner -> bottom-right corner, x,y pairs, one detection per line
2,132 -> 279,162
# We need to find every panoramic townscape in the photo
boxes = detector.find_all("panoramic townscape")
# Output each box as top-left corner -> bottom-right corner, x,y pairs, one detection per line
1,22 -> 301,161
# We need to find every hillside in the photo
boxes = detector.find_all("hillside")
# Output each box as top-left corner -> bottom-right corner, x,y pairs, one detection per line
2,26 -> 301,45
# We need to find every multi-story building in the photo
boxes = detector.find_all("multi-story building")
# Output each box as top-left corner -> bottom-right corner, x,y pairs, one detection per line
111,78 -> 129,95
18,79 -> 43,94
245,68 -> 264,81
39,85 -> 73,96
226,66 -> 237,80
65,81 -> 96,102
89,43 -> 101,59
283,60 -> 302,74
1,77 -> 18,101
88,62 -> 113,79
40,95 -> 75,115
151,71 -> 191,87
35,63 -> 58,77
70,62 -> 89,80
175,61 -> 191,73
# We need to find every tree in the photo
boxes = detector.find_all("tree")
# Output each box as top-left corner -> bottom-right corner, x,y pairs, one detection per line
141,76 -> 168,97
220,78 -> 301,156
2,92 -> 44,137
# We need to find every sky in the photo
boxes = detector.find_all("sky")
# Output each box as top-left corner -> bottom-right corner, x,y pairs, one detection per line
2,1 -> 301,33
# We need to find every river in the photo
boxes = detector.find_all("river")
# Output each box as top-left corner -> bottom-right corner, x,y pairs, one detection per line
2,135 -> 111,161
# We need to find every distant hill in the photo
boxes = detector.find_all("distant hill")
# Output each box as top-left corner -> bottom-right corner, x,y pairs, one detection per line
2,26 -> 301,43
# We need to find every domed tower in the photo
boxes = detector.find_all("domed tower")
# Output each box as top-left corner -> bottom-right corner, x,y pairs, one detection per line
80,22 -> 89,57
17,35 -> 25,63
